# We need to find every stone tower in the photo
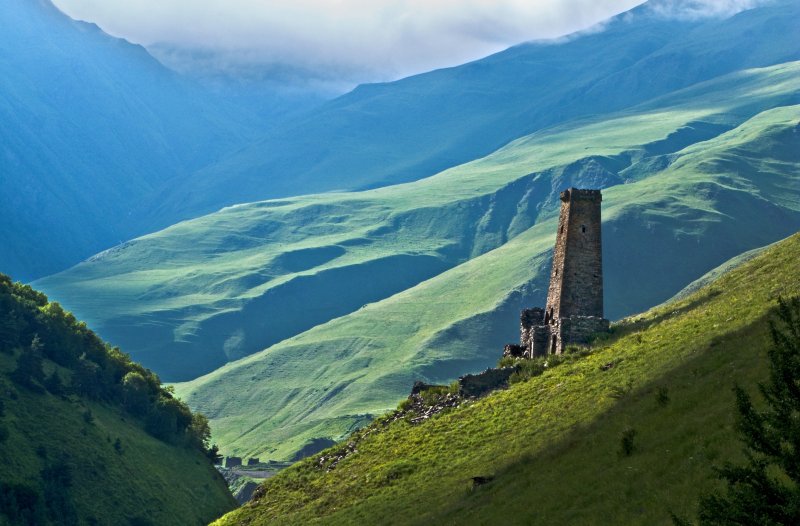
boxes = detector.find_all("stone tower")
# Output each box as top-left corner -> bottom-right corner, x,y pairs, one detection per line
513,188 -> 609,357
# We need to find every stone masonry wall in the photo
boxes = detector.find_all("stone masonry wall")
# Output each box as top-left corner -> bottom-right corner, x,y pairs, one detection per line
560,316 -> 610,347
520,308 -> 544,350
545,189 -> 604,320
517,188 -> 608,357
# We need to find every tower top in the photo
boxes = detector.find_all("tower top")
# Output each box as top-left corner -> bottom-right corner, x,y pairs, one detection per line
560,188 -> 602,202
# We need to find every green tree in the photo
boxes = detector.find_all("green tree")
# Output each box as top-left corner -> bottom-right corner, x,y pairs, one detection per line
73,356 -> 102,399
695,297 -> 800,525
11,335 -> 45,390
188,413 -> 212,450
0,302 -> 21,354
121,371 -> 151,416
207,444 -> 223,464
44,371 -> 65,396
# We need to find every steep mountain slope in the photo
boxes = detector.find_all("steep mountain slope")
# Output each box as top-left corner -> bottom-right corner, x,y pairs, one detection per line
214,231 -> 800,526
152,0 -> 800,224
0,275 -> 235,525
35,62 -> 800,382
0,0 -> 259,281
174,99 -> 800,460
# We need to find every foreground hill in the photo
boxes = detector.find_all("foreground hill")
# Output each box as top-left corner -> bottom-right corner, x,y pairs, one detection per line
0,0 -> 259,280
214,230 -> 800,525
154,0 -> 800,224
0,275 -> 234,525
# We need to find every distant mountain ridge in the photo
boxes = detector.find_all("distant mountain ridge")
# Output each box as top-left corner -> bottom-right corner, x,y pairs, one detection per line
172,99 -> 800,460
0,0 -> 261,280
147,0 -> 800,225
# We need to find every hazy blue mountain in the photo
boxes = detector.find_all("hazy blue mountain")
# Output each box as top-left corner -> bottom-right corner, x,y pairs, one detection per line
0,0 -> 261,281
146,42 -> 337,123
148,0 -> 800,227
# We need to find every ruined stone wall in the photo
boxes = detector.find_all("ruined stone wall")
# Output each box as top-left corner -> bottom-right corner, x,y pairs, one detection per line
529,324 -> 552,357
545,188 -> 604,320
458,368 -> 515,398
560,316 -> 610,348
520,308 -> 544,350
224,456 -> 243,468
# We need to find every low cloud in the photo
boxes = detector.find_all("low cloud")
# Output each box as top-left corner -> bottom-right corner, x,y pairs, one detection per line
52,0 -> 643,84
51,0 -> 766,87
645,0 -> 770,19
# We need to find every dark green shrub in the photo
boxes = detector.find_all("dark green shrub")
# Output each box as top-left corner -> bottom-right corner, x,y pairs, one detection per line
44,371 -> 65,396
620,427 -> 637,457
41,456 -> 78,525
0,483 -> 43,525
497,355 -> 518,368
656,386 -> 670,407
11,335 -> 45,391
397,398 -> 413,411
509,358 -> 547,384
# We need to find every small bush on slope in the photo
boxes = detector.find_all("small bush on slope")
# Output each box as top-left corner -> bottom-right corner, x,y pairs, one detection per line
214,232 -> 800,525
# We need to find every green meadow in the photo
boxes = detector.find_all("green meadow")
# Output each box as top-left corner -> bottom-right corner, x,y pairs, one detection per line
214,229 -> 800,526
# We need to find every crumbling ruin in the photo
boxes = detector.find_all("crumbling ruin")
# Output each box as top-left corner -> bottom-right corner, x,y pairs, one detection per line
405,188 -> 610,406
507,188 -> 609,357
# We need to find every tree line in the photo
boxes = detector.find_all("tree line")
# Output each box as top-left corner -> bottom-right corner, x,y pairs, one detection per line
0,273 -> 214,454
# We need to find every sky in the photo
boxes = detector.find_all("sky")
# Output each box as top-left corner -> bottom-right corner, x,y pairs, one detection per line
50,0 -> 765,88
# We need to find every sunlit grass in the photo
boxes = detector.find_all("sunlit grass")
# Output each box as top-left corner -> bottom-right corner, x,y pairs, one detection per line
214,231 -> 800,525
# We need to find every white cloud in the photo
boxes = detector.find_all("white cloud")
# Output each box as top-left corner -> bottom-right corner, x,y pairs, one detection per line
51,0 -> 644,84
644,0 -> 769,19
50,0 -> 766,86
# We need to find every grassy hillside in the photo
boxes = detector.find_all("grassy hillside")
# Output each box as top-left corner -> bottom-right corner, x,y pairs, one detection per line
213,231 -> 800,526
35,62 -> 800,382
0,276 -> 235,525
154,0 -> 800,225
170,97 -> 800,461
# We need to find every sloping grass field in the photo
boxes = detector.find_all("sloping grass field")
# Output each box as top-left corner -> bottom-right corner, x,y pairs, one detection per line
176,96 -> 800,460
212,230 -> 800,526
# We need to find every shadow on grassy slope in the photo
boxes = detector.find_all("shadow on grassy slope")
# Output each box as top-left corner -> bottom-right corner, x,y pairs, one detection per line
212,231 -> 800,525
440,311 -> 772,525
